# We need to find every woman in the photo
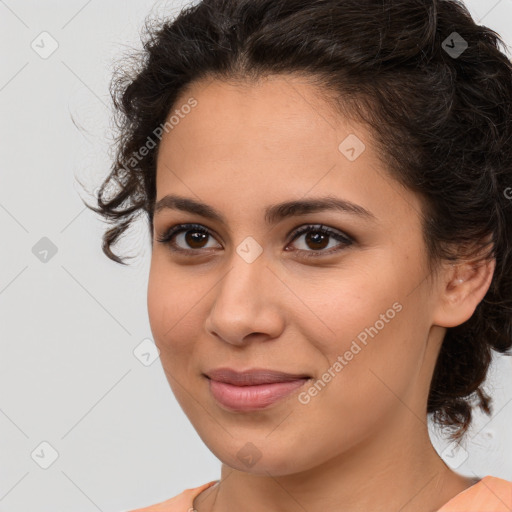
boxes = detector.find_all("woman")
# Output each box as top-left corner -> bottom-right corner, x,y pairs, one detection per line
86,0 -> 512,510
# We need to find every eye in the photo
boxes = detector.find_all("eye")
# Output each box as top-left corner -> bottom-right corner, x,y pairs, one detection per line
156,223 -> 221,254
156,223 -> 353,258
285,224 -> 353,258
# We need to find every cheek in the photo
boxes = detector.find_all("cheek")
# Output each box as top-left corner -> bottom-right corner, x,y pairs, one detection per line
147,263 -> 171,344
292,265 -> 423,414
147,260 -> 198,359
290,266 -> 401,354
147,266 -> 207,416
315,322 -> 425,441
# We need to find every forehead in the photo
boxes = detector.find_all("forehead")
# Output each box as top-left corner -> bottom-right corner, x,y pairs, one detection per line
177,73 -> 342,126
173,75 -> 351,148
154,75 -> 423,231
157,75 -> 361,182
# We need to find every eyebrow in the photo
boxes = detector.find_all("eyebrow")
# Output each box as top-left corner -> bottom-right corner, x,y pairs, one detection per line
153,194 -> 377,225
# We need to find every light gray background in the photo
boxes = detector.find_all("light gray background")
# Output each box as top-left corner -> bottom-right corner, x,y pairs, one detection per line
1,1 -> 511,511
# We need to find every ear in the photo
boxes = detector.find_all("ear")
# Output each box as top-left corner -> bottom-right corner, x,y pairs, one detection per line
432,256 -> 496,328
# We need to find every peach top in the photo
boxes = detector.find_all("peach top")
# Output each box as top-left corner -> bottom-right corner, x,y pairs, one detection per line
127,475 -> 512,512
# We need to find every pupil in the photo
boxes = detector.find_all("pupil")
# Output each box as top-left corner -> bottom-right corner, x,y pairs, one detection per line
306,232 -> 328,250
186,231 -> 207,248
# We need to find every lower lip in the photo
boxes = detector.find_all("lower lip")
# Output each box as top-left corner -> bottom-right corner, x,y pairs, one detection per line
207,377 -> 310,411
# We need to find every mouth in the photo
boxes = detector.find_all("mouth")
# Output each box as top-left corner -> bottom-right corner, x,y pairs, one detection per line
203,367 -> 312,411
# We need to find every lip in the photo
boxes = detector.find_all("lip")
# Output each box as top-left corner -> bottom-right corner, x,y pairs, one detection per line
204,367 -> 311,411
204,367 -> 311,385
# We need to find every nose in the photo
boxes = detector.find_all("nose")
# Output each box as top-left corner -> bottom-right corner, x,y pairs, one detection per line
204,252 -> 285,347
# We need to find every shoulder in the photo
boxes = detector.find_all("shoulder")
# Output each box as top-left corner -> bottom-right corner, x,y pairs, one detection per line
124,480 -> 219,512
438,475 -> 512,512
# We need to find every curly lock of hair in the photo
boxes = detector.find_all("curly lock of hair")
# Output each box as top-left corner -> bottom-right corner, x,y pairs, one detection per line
83,0 -> 512,443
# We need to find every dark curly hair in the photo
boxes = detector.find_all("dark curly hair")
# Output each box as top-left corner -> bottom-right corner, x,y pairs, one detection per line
84,0 -> 512,443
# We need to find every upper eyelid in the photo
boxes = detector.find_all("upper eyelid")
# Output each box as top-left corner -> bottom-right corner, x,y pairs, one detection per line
291,224 -> 352,239
162,223 -> 223,244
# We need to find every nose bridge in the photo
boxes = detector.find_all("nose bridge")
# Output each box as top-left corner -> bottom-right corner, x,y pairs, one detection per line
218,232 -> 271,300
216,247 -> 269,315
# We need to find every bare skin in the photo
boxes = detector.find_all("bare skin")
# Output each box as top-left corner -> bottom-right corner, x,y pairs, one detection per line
147,74 -> 495,512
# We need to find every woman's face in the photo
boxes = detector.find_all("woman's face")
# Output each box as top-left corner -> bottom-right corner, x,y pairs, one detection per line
147,75 -> 448,475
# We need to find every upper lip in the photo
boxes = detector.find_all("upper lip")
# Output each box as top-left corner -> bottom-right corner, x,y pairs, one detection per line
204,367 -> 311,386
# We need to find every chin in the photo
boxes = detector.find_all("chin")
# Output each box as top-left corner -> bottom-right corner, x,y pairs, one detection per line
201,436 -> 319,477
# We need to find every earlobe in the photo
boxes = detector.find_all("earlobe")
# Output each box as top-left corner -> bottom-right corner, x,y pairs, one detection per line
432,257 -> 496,329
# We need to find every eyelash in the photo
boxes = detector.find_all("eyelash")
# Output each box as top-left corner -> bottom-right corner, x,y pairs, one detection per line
156,223 -> 354,259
